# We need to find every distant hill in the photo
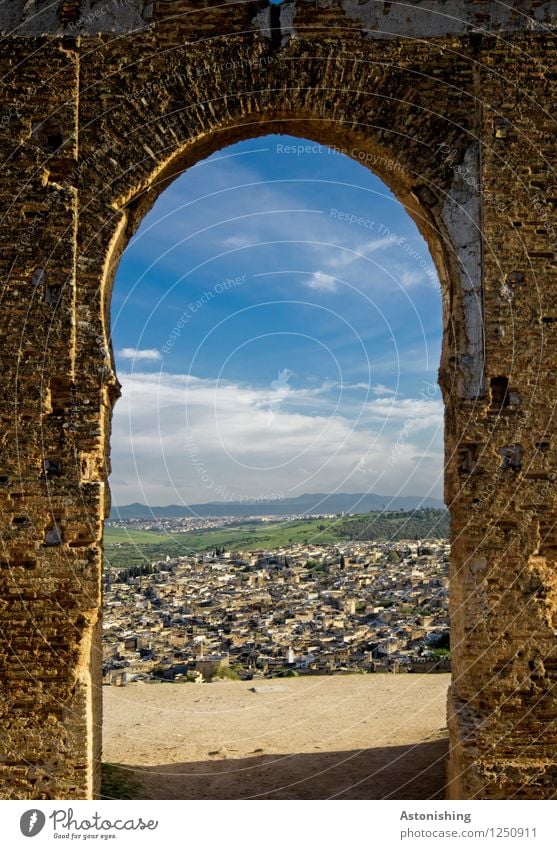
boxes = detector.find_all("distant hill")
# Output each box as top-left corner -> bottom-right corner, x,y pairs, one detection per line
110,492 -> 445,520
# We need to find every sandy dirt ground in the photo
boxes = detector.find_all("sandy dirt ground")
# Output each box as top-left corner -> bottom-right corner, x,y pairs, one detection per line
103,674 -> 450,799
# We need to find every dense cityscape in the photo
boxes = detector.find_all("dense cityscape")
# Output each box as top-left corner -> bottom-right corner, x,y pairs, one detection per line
102,523 -> 450,686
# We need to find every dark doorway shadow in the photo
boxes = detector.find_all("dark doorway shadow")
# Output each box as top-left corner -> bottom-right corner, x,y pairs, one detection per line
102,737 -> 449,800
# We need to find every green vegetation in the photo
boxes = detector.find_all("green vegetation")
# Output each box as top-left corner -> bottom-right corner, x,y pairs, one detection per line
337,508 -> 449,542
103,509 -> 449,573
429,632 -> 451,660
151,665 -> 166,678
104,543 -> 182,573
108,563 -> 159,584
211,664 -> 240,681
104,527 -> 173,544
100,763 -> 143,800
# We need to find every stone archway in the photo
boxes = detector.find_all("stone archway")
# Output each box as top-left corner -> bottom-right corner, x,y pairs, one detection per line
0,1 -> 555,800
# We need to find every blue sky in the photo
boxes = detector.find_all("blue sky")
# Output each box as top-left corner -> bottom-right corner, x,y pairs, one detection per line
110,135 -> 444,507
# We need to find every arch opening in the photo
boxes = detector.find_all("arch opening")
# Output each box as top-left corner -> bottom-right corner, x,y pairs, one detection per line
102,132 -> 452,800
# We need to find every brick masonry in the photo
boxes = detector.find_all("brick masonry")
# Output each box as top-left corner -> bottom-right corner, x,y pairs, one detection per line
0,0 -> 555,799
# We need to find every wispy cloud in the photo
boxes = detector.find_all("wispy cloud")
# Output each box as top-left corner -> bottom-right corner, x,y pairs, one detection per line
305,271 -> 338,292
125,152 -> 438,299
327,237 -> 396,270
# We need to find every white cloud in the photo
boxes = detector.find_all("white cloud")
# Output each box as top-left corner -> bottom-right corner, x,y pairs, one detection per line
363,396 -> 443,432
305,237 -> 438,298
372,384 -> 396,396
117,348 -> 162,361
360,237 -> 398,255
305,271 -> 338,292
109,371 -> 444,505
397,268 -> 427,289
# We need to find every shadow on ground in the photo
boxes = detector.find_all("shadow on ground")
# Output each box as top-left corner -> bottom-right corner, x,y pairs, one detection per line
102,737 -> 449,800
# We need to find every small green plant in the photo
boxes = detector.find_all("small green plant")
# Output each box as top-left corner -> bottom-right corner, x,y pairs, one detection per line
212,664 -> 240,681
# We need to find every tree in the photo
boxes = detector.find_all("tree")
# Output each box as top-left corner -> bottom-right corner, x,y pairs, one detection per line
431,631 -> 450,651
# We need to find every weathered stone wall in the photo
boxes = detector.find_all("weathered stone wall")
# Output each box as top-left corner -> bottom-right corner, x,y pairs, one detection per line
0,0 -> 555,799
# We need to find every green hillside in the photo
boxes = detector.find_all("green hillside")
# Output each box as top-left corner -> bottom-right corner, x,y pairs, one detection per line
337,508 -> 449,541
103,509 -> 449,572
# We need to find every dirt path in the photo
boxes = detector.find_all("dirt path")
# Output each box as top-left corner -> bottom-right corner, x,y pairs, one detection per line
103,674 -> 450,799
